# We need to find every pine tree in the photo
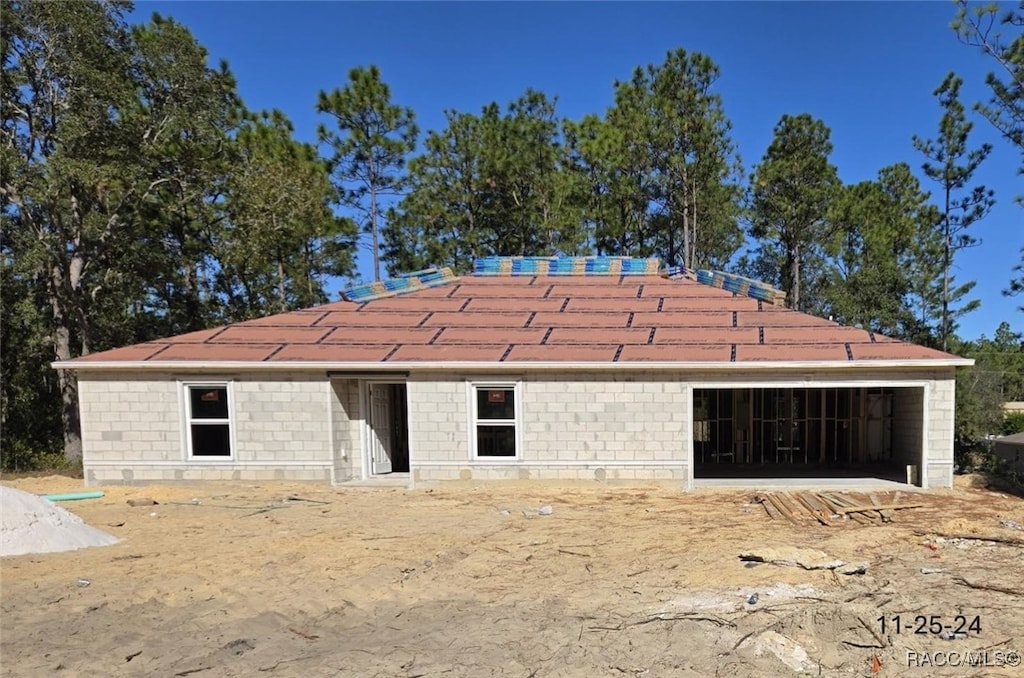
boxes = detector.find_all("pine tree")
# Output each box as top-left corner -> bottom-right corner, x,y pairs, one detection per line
564,51 -> 743,268
317,66 -> 417,281
748,114 -> 840,312
952,1 -> 1023,309
912,73 -> 994,350
822,164 -> 941,339
389,91 -> 584,272
220,110 -> 356,316
129,14 -> 243,336
647,49 -> 743,270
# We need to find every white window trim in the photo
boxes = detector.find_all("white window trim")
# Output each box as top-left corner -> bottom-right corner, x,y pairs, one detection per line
180,380 -> 236,461
467,380 -> 523,461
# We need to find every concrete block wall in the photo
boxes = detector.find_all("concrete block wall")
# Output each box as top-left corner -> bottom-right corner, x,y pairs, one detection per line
925,377 -> 956,488
891,386 -> 924,471
406,377 -> 468,462
233,375 -> 328,461
522,376 -> 689,463
79,372 -> 332,485
329,379 -> 361,482
77,365 -> 958,489
407,372 -> 691,484
79,374 -> 181,465
411,465 -> 688,484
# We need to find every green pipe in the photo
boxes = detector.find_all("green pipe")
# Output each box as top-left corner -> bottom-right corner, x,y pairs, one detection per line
42,491 -> 105,502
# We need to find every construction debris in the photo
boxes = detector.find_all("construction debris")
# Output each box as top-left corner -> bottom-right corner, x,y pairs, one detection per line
738,547 -> 868,575
914,531 -> 1024,547
752,491 -> 923,527
836,502 -> 923,515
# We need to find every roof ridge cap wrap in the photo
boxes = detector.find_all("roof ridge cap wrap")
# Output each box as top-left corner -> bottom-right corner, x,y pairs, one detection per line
473,255 -> 661,276
341,267 -> 458,302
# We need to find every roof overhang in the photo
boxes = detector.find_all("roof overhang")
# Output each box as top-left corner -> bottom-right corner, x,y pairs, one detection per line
53,358 -> 974,372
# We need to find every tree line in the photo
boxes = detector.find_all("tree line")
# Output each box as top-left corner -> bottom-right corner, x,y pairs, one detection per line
2,0 -> 1022,468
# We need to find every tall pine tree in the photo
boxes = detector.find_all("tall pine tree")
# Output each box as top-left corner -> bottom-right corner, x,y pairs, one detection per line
952,1 -> 1023,309
822,163 -> 940,339
317,66 -> 417,281
220,110 -> 356,316
748,114 -> 840,312
912,72 -> 994,350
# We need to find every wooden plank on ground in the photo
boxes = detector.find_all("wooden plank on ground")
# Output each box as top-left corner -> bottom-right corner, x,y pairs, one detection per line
777,493 -> 807,523
837,502 -> 923,514
794,492 -> 830,526
868,493 -> 885,521
813,494 -> 844,523
754,495 -> 781,520
766,493 -> 799,525
803,492 -> 832,515
821,492 -> 872,525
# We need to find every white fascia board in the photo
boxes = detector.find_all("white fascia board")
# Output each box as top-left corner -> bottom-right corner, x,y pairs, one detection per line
53,358 -> 974,372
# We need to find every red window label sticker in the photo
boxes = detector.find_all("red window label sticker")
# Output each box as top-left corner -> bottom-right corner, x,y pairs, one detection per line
487,390 -> 506,403
200,391 -> 220,401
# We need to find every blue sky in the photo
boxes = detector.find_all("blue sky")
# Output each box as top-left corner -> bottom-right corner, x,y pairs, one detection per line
132,1 -> 1022,340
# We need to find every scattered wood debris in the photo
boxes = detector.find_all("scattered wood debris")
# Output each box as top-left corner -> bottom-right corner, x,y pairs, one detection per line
739,547 -> 868,575
752,491 -> 923,527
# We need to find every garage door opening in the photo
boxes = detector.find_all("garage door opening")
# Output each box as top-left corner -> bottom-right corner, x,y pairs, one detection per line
692,387 -> 923,487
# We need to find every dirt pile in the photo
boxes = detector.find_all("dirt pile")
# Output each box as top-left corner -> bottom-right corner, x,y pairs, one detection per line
0,486 -> 119,557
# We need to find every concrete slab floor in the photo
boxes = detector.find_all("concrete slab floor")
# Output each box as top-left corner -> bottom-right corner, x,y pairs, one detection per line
693,476 -> 920,491
334,473 -> 412,489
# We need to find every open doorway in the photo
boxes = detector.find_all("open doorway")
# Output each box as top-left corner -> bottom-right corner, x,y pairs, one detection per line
366,382 -> 410,475
693,386 -> 921,485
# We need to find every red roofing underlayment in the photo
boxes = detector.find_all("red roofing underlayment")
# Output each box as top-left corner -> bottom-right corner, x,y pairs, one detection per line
66,275 -> 961,366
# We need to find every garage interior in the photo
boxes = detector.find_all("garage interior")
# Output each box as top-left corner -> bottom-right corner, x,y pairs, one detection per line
692,387 -> 924,484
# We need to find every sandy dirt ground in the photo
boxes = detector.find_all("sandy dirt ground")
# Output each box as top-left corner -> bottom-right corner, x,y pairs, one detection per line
1,475 -> 1023,677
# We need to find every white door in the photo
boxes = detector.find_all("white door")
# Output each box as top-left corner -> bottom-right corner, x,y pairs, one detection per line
369,384 -> 393,474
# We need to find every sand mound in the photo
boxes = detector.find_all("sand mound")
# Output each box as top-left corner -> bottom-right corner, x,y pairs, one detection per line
1,486 -> 119,557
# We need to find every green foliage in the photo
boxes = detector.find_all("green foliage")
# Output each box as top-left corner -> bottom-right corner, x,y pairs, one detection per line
2,0 -> 141,461
821,164 -> 941,339
128,13 -> 244,336
220,110 -> 356,317
912,72 -> 995,350
1,2 -> 355,466
953,2 -> 1023,311
747,113 -> 840,312
385,108 -> 488,273
1003,412 -> 1024,435
953,1 -> 1023,196
564,111 -> 652,256
564,49 -> 743,268
317,66 -> 418,281
1008,247 -> 1024,309
490,91 -> 588,258
955,364 -> 1006,445
954,323 -> 1024,452
0,261 -> 63,469
387,90 -> 588,273
645,50 -> 745,269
